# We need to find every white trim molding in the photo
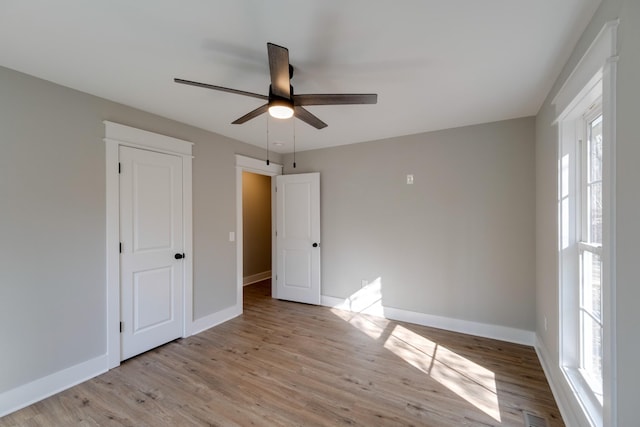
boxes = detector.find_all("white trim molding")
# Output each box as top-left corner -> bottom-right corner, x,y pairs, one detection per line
0,355 -> 107,418
190,304 -> 243,336
103,121 -> 194,370
103,121 -> 193,156
236,154 -> 282,175
321,295 -> 535,346
536,336 -> 592,427
244,270 -> 272,286
552,20 -> 618,427
553,20 -> 619,119
235,154 -> 282,314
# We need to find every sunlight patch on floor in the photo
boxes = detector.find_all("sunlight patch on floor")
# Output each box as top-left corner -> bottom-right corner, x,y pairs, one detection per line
329,278 -> 384,317
340,310 -> 502,423
386,325 -> 500,422
331,306 -> 389,340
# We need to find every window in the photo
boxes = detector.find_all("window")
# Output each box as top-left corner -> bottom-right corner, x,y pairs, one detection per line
579,109 -> 603,402
559,90 -> 605,424
554,20 -> 617,427
558,84 -> 606,426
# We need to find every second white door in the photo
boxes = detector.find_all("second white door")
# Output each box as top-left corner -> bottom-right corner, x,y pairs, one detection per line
275,173 -> 321,305
119,146 -> 184,360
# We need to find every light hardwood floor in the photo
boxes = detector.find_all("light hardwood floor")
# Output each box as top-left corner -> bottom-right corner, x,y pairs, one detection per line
1,280 -> 563,426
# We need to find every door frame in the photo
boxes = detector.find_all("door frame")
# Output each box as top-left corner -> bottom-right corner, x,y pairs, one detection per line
104,121 -> 193,369
235,155 -> 282,309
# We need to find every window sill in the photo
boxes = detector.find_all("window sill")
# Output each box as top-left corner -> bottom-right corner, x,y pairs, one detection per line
562,366 -> 603,427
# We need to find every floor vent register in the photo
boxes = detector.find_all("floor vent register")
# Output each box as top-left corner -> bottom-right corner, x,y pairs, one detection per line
523,411 -> 549,427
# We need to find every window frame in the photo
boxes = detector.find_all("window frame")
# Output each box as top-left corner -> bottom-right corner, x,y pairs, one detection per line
577,104 -> 604,404
558,89 -> 605,424
553,20 -> 617,427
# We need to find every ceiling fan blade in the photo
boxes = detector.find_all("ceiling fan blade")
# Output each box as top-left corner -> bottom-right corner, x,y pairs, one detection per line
267,43 -> 291,98
231,104 -> 269,124
294,93 -> 378,106
294,106 -> 327,129
174,78 -> 268,101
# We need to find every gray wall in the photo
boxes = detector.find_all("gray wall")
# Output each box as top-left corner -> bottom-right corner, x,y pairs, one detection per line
242,171 -> 272,278
284,117 -> 536,331
535,0 -> 640,424
0,65 -> 281,394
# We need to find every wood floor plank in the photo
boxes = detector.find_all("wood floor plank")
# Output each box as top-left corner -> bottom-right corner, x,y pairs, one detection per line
1,280 -> 564,426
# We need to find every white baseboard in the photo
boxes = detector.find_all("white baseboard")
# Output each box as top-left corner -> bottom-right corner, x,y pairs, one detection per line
0,303 -> 243,418
190,303 -> 242,336
535,335 -> 590,427
0,354 -> 107,418
243,270 -> 271,286
321,295 -> 535,346
0,298 -> 540,419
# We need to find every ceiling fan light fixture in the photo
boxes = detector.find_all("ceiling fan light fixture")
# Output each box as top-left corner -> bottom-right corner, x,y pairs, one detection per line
268,98 -> 294,119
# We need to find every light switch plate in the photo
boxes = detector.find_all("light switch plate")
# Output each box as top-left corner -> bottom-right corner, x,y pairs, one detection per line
406,174 -> 414,185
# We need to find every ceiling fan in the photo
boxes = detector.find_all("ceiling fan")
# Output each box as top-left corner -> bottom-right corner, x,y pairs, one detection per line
174,42 -> 377,129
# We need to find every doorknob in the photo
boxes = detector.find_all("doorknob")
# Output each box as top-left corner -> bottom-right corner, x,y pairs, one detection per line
174,253 -> 185,259
312,243 -> 319,248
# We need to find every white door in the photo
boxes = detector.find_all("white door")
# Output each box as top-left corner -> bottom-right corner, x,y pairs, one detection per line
119,146 -> 184,360
275,173 -> 321,304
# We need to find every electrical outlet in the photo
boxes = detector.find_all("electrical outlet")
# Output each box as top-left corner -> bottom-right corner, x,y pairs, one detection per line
406,174 -> 414,185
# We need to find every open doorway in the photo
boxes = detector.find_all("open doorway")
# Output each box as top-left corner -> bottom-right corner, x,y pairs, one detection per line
234,154 -> 282,312
242,171 -> 272,299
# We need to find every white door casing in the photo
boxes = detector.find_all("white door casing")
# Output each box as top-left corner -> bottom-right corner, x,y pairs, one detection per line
119,146 -> 184,360
275,173 -> 321,305
234,155 -> 282,311
104,121 -> 193,369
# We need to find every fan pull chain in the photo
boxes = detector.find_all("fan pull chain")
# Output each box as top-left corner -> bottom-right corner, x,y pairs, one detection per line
266,115 -> 270,165
293,118 -> 296,169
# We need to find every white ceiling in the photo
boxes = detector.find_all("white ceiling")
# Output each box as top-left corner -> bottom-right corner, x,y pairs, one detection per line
0,0 -> 600,153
